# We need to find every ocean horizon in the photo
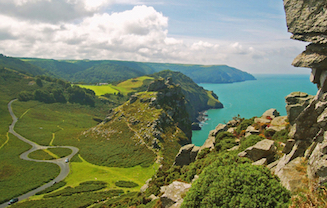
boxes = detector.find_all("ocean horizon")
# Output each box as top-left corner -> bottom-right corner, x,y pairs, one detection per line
192,73 -> 318,146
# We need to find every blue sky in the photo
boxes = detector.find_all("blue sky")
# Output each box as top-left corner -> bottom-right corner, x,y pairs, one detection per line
0,0 -> 311,75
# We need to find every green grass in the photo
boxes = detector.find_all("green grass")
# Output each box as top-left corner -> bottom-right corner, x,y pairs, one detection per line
77,76 -> 154,96
62,155 -> 158,192
12,101 -> 98,146
28,148 -> 72,160
0,134 -> 60,204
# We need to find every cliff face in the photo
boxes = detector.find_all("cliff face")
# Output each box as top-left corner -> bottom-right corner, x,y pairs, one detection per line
280,0 -> 327,184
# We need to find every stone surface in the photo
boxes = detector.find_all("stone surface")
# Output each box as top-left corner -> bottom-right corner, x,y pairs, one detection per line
307,131 -> 327,184
282,139 -> 296,154
173,144 -> 196,167
262,108 -> 280,119
245,126 -> 260,137
254,117 -> 271,124
285,92 -> 314,125
160,181 -> 192,208
199,136 -> 215,152
275,157 -> 307,192
209,123 -> 228,137
238,139 -> 276,162
268,116 -> 288,131
252,158 -> 267,166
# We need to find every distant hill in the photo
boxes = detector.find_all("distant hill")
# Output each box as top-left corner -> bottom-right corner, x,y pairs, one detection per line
144,63 -> 256,83
20,57 -> 255,84
0,54 -> 47,76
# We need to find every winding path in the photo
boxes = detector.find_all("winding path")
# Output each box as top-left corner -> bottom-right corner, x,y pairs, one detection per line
0,99 -> 79,208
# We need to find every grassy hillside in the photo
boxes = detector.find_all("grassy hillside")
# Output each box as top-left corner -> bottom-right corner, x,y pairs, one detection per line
0,54 -> 47,76
20,56 -> 255,84
144,62 -> 256,83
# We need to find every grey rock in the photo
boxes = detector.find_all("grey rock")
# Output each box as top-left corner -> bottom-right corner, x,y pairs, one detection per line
160,181 -> 192,208
267,116 -> 288,131
275,157 -> 307,192
262,108 -> 280,119
245,126 -> 260,137
254,117 -> 271,124
252,158 -> 267,166
238,139 -> 276,162
209,123 -> 228,137
199,136 -> 215,152
173,144 -> 196,167
285,92 -> 314,125
282,139 -> 296,154
308,131 -> 327,184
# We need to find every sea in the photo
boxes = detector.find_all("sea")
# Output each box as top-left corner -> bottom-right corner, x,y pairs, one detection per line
192,74 -> 318,146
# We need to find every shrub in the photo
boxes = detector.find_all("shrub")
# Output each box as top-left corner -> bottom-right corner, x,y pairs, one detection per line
182,162 -> 291,208
235,117 -> 255,135
239,135 -> 265,152
215,132 -> 237,152
115,181 -> 139,188
272,128 -> 289,143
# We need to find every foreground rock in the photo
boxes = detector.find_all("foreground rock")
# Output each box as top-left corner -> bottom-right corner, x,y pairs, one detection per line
238,139 -> 276,162
173,144 -> 199,167
285,92 -> 314,125
160,181 -> 191,208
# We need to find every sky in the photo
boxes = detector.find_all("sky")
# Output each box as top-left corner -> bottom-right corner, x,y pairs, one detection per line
0,0 -> 312,74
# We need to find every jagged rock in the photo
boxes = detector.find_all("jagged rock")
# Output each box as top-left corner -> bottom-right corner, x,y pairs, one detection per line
262,108 -> 280,119
191,122 -> 201,130
252,158 -> 267,166
245,126 -> 260,137
209,123 -> 228,137
199,136 -> 215,152
238,139 -> 276,162
267,160 -> 279,171
254,117 -> 271,124
149,194 -> 159,201
275,157 -> 307,192
282,139 -> 296,154
307,130 -> 327,184
148,78 -> 166,92
267,116 -> 288,131
285,92 -> 314,125
160,181 -> 191,208
227,145 -> 239,152
226,119 -> 241,128
129,94 -> 138,104
275,140 -> 308,174
173,144 -> 198,167
140,178 -> 152,193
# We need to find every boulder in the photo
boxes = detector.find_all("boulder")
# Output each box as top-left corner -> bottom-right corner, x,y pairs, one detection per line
285,92 -> 314,125
160,181 -> 192,208
252,158 -> 267,166
275,157 -> 307,192
307,131 -> 327,184
268,116 -> 288,131
209,123 -> 228,137
262,109 -> 280,120
199,136 -> 215,152
238,139 -> 276,162
282,139 -> 296,154
173,144 -> 196,167
191,123 -> 201,130
244,126 -> 260,137
254,117 -> 271,124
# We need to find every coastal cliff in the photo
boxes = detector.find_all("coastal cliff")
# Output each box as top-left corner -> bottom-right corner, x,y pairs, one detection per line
280,0 -> 327,185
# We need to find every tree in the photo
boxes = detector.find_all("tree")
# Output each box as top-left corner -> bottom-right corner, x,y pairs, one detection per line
36,78 -> 43,87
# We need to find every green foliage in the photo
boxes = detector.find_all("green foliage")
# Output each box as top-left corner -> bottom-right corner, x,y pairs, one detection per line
36,78 -> 43,87
0,134 -> 60,204
35,181 -> 66,195
10,189 -> 124,208
44,181 -> 107,198
49,148 -> 72,158
93,192 -> 153,208
264,128 -> 276,138
239,135 -> 265,152
182,161 -> 291,208
28,149 -> 55,160
17,91 -> 34,101
215,131 -> 237,152
67,85 -> 95,107
272,128 -> 290,143
115,180 -> 139,188
235,117 -> 255,135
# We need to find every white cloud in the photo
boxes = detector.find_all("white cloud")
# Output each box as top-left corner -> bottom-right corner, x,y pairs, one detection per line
0,2 -> 310,74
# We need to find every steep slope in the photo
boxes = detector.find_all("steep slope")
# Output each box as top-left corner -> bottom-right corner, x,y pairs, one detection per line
0,54 -> 47,76
20,56 -> 255,84
149,70 -> 223,122
82,78 -> 191,169
144,63 -> 256,83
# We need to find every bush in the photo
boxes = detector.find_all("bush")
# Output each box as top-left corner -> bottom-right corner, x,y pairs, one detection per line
272,128 -> 289,143
36,181 -> 66,195
182,162 -> 291,208
239,135 -> 265,152
215,132 -> 237,152
235,117 -> 255,135
115,181 -> 139,188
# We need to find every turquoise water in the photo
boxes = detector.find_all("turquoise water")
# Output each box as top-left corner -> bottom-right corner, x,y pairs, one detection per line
192,74 -> 318,146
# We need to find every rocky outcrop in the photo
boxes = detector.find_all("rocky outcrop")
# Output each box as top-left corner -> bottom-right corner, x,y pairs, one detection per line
173,144 -> 199,167
160,181 -> 191,208
238,139 -> 277,162
275,0 -> 327,185
285,92 -> 314,125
